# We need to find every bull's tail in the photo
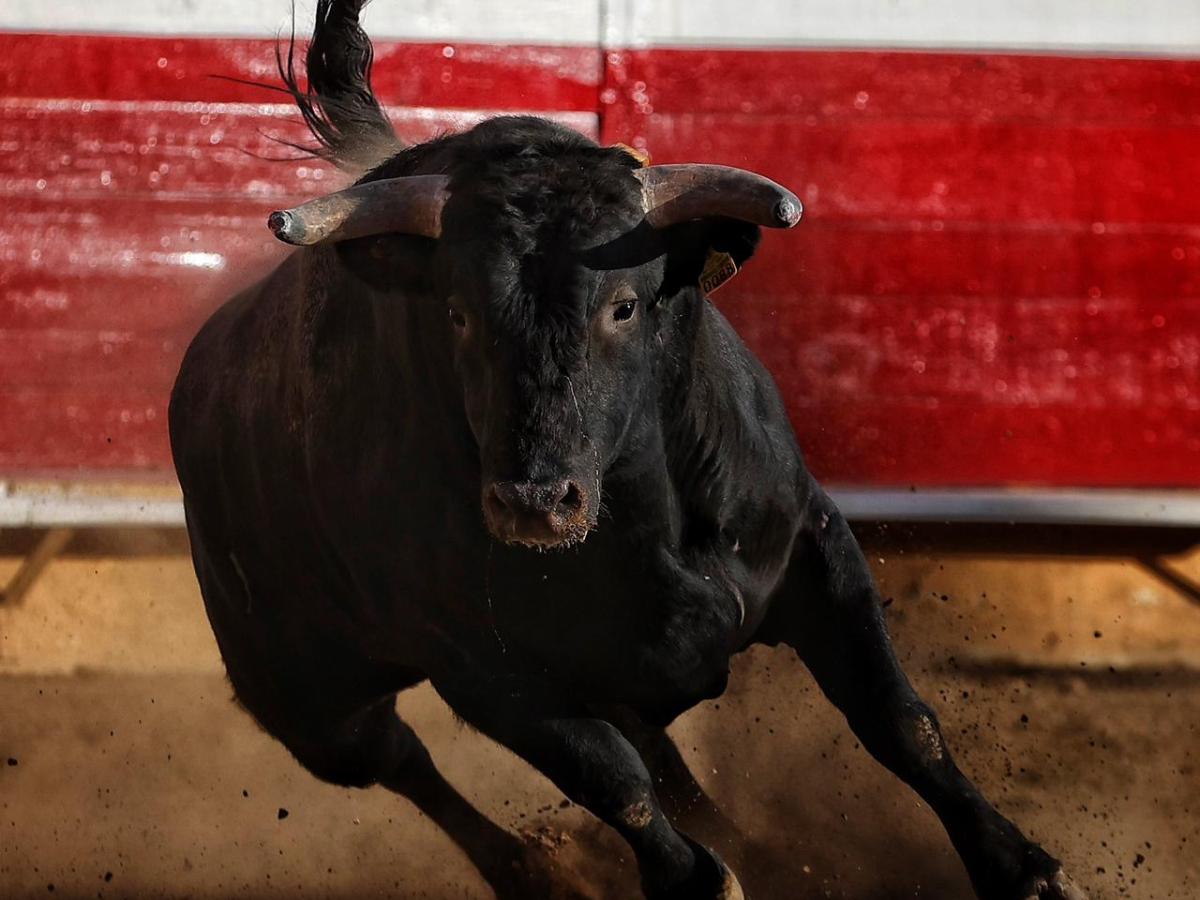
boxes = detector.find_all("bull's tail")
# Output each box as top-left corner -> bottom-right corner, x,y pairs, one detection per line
277,0 -> 401,171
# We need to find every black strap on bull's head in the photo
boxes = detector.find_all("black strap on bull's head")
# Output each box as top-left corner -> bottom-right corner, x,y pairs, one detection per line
266,164 -> 802,246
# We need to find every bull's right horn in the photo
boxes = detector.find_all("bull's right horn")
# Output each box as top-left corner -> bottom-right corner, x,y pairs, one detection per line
268,174 -> 451,245
634,164 -> 802,230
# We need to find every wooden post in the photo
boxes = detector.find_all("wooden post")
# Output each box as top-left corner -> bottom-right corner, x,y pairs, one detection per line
0,527 -> 75,607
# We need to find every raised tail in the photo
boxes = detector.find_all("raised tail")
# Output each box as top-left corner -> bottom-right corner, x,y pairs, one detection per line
277,0 -> 401,171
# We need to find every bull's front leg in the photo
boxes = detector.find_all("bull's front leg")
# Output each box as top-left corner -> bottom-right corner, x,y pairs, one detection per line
434,681 -> 743,900
758,486 -> 1087,900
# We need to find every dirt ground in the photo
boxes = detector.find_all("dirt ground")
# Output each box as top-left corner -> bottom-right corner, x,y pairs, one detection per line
2,524 -> 1199,899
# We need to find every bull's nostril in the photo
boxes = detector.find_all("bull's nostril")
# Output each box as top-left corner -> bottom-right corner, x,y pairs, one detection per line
484,478 -> 589,544
559,481 -> 583,514
488,479 -> 584,523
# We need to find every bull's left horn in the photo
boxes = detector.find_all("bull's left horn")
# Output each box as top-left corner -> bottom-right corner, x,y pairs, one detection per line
268,174 -> 451,245
634,165 -> 802,230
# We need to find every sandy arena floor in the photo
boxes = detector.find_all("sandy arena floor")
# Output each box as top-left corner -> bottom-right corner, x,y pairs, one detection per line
1,526 -> 1198,898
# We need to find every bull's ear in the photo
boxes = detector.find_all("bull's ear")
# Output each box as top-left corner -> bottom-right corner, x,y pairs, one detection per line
659,218 -> 762,300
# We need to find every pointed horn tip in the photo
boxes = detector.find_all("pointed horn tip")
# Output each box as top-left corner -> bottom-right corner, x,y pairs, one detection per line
268,210 -> 308,245
773,196 -> 803,228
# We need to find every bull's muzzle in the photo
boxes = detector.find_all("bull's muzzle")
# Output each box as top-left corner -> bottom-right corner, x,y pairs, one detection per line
483,478 -> 591,548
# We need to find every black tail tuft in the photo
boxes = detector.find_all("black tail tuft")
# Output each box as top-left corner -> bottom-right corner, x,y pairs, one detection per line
277,0 -> 401,171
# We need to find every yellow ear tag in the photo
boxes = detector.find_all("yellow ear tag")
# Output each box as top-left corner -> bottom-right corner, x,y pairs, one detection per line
611,142 -> 651,168
699,250 -> 739,295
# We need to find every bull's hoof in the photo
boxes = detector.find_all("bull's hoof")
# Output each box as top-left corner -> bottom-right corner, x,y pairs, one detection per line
1022,868 -> 1088,900
965,821 -> 1087,900
716,862 -> 745,900
648,836 -> 745,900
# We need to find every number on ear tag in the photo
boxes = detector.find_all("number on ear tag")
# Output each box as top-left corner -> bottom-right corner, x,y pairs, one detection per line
699,250 -> 739,295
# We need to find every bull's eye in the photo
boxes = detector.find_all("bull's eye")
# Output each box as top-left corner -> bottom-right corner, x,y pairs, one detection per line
448,306 -> 467,330
612,299 -> 637,323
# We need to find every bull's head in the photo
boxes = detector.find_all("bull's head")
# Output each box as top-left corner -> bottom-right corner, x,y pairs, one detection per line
268,128 -> 800,549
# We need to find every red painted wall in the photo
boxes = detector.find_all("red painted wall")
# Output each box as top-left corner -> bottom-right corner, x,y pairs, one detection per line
2,33 -> 1198,485
604,48 -> 1200,487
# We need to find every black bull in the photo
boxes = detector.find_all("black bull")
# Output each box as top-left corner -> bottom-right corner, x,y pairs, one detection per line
168,3 -> 1086,898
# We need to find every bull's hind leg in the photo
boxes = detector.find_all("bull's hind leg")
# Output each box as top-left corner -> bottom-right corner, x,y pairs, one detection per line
437,684 -> 743,900
757,487 -> 1087,900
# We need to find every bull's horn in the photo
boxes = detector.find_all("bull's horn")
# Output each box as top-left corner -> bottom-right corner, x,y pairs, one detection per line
634,165 -> 802,230
268,174 -> 451,245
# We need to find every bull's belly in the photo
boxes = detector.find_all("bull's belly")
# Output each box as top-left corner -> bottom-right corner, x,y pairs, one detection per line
471,553 -> 765,708
494,617 -> 739,714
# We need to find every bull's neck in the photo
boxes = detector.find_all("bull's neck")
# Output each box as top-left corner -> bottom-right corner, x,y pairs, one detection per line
604,292 -> 731,546
660,294 -> 746,539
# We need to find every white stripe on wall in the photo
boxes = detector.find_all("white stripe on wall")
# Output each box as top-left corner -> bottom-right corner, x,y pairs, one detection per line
0,0 -> 601,44
606,0 -> 1200,54
2,0 -> 1199,54
5,485 -> 1200,528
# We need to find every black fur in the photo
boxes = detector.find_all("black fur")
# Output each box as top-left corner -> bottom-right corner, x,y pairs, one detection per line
168,5 -> 1081,899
